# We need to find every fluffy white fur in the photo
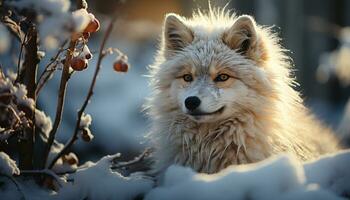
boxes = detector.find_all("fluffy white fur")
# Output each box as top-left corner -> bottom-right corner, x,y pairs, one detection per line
146,8 -> 340,174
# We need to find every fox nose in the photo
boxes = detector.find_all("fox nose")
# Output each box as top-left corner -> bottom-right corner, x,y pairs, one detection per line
185,96 -> 201,111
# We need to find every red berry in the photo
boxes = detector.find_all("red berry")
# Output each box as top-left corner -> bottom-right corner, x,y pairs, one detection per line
84,18 -> 100,33
85,53 -> 92,60
83,32 -> 90,40
70,57 -> 88,71
113,59 -> 129,73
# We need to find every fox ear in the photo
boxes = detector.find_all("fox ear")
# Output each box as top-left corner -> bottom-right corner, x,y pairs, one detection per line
163,13 -> 194,55
223,15 -> 265,62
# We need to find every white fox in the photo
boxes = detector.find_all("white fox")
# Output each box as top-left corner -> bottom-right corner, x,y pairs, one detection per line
146,8 -> 340,174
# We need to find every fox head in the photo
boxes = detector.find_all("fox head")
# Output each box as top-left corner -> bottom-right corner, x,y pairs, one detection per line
148,9 -> 299,124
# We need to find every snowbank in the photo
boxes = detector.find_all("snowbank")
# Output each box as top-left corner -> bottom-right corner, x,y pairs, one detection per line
55,155 -> 154,200
0,152 -> 20,176
145,150 -> 350,200
1,150 -> 350,199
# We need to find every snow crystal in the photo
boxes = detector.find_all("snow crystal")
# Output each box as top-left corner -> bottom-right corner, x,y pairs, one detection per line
56,155 -> 154,200
35,109 -> 52,137
0,24 -> 10,54
0,152 -> 20,176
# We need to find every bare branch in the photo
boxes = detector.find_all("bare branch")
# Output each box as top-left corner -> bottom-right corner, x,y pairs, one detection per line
42,40 -> 77,169
0,15 -> 25,42
35,40 -> 68,96
111,148 -> 152,170
49,18 -> 116,169
42,0 -> 89,169
16,31 -> 29,83
18,25 -> 40,170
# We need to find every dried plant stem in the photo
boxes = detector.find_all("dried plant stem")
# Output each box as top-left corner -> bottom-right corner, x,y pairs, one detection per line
42,40 -> 77,169
111,148 -> 152,170
49,19 -> 115,169
35,40 -> 68,96
16,31 -> 28,83
19,25 -> 40,170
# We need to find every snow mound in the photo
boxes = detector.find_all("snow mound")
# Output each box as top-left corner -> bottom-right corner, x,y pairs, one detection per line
1,151 -> 350,199
0,152 -> 20,176
56,154 -> 154,200
145,151 -> 350,200
304,150 -> 350,196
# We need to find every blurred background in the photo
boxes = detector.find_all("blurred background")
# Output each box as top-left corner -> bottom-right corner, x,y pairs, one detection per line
1,0 -> 350,163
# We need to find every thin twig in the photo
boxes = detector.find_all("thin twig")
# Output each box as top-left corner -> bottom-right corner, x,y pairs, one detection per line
42,0 -> 87,169
42,40 -> 77,169
0,173 -> 25,200
16,31 -> 28,83
111,148 -> 152,170
0,103 -> 21,124
35,40 -> 68,96
49,18 -> 116,169
0,15 -> 25,42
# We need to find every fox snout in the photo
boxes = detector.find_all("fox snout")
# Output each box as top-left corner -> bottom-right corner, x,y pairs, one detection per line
185,96 -> 201,111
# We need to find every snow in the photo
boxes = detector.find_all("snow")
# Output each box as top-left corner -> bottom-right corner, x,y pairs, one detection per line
1,149 -> 350,199
55,154 -> 154,200
0,152 -> 20,176
145,151 -> 350,200
9,0 -> 91,50
13,84 -> 35,109
35,109 -> 53,137
0,76 -> 35,110
72,9 -> 91,33
79,113 -> 92,128
52,152 -> 79,174
304,150 -> 350,196
46,142 -> 64,168
80,44 -> 93,60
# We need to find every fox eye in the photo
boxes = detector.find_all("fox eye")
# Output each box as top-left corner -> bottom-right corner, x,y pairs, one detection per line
183,74 -> 193,82
214,74 -> 230,82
